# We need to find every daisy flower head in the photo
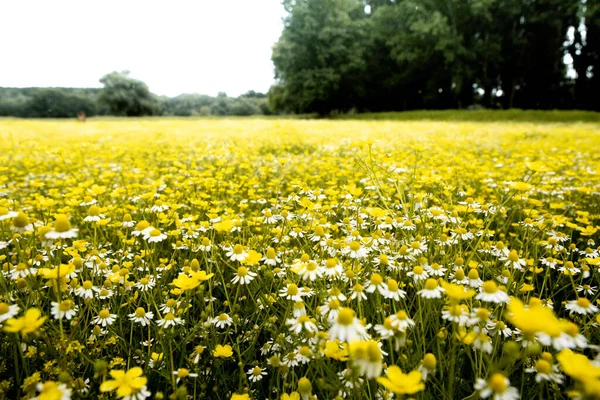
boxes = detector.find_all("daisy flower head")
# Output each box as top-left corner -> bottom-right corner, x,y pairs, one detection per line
408,265 -> 428,282
364,273 -> 386,295
227,244 -> 248,262
131,221 -> 153,237
156,313 -> 184,328
34,381 -> 72,400
51,300 -> 79,320
474,373 -> 519,400
0,302 -> 20,323
173,368 -> 199,383
231,266 -> 257,285
524,354 -> 564,384
418,278 -> 444,299
565,297 -> 599,315
328,307 -> 369,342
144,228 -> 167,243
345,241 -> 368,259
279,283 -> 304,302
128,307 -> 154,326
502,250 -> 527,271
75,280 -> 95,299
93,309 -> 117,327
419,353 -> 437,381
46,214 -> 78,239
287,314 -> 318,334
0,207 -> 18,221
384,279 -> 406,300
247,366 -> 267,382
476,281 -> 509,304
84,205 -> 104,222
11,212 -> 34,233
348,340 -> 383,379
389,310 -> 415,332
212,313 -> 233,329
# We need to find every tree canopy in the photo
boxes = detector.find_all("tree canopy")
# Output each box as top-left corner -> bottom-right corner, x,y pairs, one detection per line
270,0 -> 599,114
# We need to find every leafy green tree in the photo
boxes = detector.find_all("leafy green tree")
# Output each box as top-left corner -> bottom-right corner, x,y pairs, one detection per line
98,71 -> 159,116
272,0 -> 368,115
26,88 -> 97,118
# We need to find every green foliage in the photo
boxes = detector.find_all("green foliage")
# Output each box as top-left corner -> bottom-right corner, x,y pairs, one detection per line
0,87 -> 102,118
272,0 -> 599,114
332,109 -> 600,123
98,71 -> 160,117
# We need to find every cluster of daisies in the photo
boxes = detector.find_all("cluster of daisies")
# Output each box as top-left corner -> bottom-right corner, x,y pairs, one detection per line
0,118 -> 599,399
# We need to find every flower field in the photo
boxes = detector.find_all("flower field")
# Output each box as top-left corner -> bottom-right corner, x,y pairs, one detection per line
1,117 -> 600,400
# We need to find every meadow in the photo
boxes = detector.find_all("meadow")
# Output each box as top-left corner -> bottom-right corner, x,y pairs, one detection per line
0,116 -> 599,400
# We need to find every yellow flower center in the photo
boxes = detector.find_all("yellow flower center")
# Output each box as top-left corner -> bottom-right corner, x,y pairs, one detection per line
166,299 -> 177,307
287,284 -> 299,296
536,359 -> 551,375
325,258 -> 338,269
423,353 -> 437,369
468,269 -> 479,280
252,366 -> 262,376
387,279 -> 398,292
489,374 -> 507,393
350,241 -> 361,252
366,342 -> 382,362
218,313 -> 229,321
298,315 -> 310,324
300,253 -> 310,262
449,305 -> 463,317
306,262 -> 317,271
482,281 -> 498,294
0,303 -> 9,314
396,310 -> 408,320
88,205 -> 101,216
135,308 -> 146,317
0,207 -> 7,216
413,266 -> 424,275
54,215 -> 71,232
13,212 -> 29,228
477,308 -> 490,321
337,308 -> 355,325
164,313 -> 175,321
425,279 -> 438,290
59,301 -> 74,311
99,309 -> 110,319
577,298 -> 590,308
328,299 -> 341,310
233,244 -> 244,254
370,273 -> 383,285
149,229 -> 161,237
508,251 -> 519,262
237,266 -> 248,277
177,368 -> 189,378
140,278 -> 150,285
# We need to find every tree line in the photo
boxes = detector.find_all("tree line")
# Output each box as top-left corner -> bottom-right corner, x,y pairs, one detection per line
269,0 -> 599,115
0,72 -> 271,118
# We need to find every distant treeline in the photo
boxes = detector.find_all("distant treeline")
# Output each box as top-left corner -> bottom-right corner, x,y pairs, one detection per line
269,0 -> 600,115
0,77 -> 272,118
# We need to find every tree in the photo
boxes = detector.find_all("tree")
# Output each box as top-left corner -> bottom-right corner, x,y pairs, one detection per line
98,71 -> 159,116
272,0 -> 368,115
26,88 -> 97,118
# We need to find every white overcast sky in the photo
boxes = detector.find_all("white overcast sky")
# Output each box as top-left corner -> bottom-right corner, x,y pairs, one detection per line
0,1 -> 286,97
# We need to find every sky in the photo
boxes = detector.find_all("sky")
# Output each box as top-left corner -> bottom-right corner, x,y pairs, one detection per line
0,1 -> 286,97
